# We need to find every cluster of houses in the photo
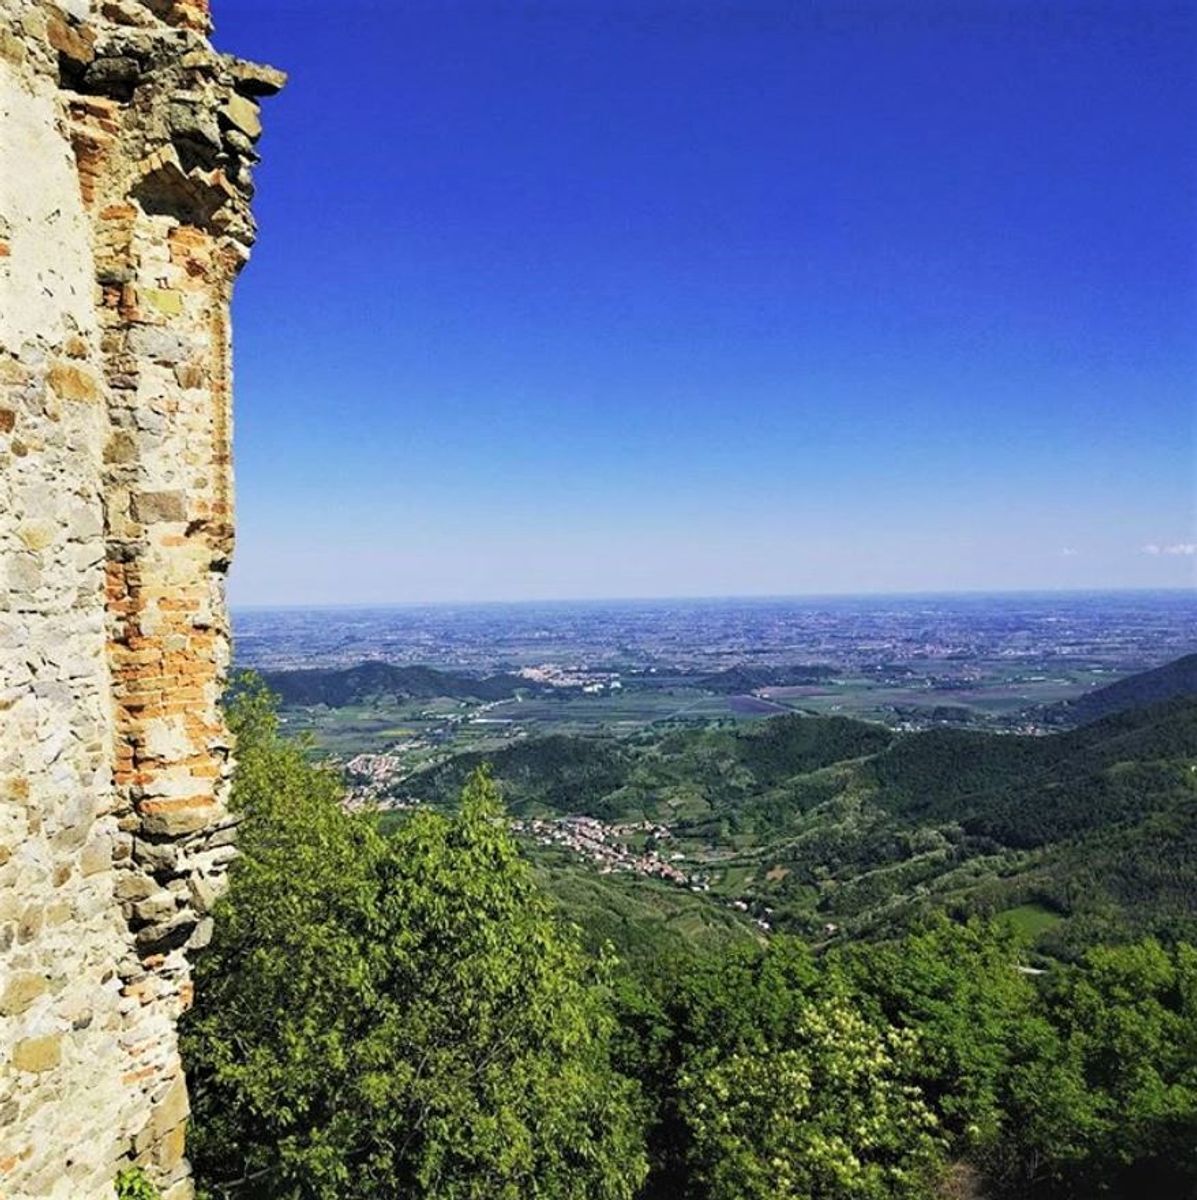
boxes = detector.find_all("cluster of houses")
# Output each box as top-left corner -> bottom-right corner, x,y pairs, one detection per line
517,664 -> 623,693
341,699 -> 528,807
513,813 -> 780,933
510,815 -> 703,887
345,751 -> 404,787
341,751 -> 414,809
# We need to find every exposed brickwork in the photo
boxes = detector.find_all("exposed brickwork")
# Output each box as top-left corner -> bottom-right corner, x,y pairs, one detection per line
0,3 -> 280,1196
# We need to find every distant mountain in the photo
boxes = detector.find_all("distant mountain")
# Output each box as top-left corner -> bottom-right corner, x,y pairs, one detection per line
1048,653 -> 1197,725
693,664 -> 839,693
259,661 -> 549,706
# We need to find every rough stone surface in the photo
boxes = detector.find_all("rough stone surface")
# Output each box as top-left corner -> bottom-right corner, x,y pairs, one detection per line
0,3 -> 280,1196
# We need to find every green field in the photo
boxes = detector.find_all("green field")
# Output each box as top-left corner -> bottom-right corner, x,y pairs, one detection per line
277,662 -> 1116,770
527,847 -> 761,967
279,703 -> 440,753
279,686 -> 779,766
996,902 -> 1065,941
764,665 -> 1115,724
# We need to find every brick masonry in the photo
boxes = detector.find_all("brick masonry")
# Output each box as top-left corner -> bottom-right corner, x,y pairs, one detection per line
0,3 -> 280,1195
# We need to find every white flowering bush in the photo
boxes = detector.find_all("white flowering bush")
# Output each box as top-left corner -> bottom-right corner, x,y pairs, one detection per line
680,999 -> 944,1200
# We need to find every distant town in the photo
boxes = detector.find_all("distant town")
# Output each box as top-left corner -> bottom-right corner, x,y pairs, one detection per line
235,591 -> 1197,680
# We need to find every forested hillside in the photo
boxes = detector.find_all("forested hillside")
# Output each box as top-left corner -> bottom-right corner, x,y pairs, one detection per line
185,681 -> 1197,1200
1045,651 -> 1197,725
259,660 -> 548,705
402,700 -> 1197,955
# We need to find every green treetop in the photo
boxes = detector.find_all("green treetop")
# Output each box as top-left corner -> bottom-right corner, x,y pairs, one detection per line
183,679 -> 646,1200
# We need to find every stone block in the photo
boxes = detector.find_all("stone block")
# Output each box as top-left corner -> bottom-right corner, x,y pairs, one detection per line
186,915 -> 213,949
18,522 -> 55,552
187,871 -> 219,913
134,910 -> 196,954
46,13 -> 96,65
154,1118 -> 188,1169
168,100 -> 222,152
0,28 -> 27,65
80,834 -> 113,876
143,288 -> 185,317
12,1034 -> 62,1073
17,903 -> 43,943
173,363 -> 205,389
115,871 -> 157,901
133,838 -> 180,874
0,972 -> 48,1016
138,799 -> 216,837
132,890 -> 178,923
152,1074 -> 190,1135
132,491 -> 187,524
223,128 -> 258,160
127,325 -> 190,364
104,429 -> 138,463
47,362 -> 100,402
226,56 -> 286,96
220,93 -> 262,140
162,1176 -> 196,1200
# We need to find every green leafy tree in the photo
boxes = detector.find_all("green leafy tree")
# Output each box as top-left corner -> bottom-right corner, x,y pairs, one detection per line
679,998 -> 943,1200
832,917 -> 1040,1151
617,938 -> 945,1199
994,939 -> 1197,1197
183,678 -> 646,1200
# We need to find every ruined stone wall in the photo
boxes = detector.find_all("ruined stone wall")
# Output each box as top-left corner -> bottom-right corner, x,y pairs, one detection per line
0,3 -> 280,1195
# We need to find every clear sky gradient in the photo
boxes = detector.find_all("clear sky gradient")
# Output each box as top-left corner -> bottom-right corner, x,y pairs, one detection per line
214,0 -> 1196,605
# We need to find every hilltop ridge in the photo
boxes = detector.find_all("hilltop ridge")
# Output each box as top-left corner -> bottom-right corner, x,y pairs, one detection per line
1047,651 -> 1197,726
259,660 -> 554,705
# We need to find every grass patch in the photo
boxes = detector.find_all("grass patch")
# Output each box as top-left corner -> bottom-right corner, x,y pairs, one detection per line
997,903 -> 1064,941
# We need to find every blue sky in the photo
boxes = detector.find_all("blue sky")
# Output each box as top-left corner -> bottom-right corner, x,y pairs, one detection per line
214,0 -> 1195,604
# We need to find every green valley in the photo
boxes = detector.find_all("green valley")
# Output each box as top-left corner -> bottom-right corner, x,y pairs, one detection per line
394,692 -> 1197,961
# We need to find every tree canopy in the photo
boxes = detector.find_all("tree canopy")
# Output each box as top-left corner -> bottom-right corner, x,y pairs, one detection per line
183,681 -> 646,1200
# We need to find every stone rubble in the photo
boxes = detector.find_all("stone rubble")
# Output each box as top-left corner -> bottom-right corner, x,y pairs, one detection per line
0,2 -> 280,1195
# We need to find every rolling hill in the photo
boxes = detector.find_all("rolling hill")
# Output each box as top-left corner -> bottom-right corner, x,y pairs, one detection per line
259,660 -> 551,706
691,663 -> 840,692
399,700 -> 1197,955
1046,651 -> 1197,725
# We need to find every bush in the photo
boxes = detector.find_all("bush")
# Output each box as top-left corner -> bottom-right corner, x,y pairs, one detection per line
114,1168 -> 159,1200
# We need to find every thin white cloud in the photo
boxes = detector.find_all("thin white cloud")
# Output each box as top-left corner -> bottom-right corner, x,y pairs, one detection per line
1142,542 -> 1197,556
1060,547 -> 1078,557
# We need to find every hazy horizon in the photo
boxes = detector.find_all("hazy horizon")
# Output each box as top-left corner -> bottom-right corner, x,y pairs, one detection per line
230,584 -> 1196,612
